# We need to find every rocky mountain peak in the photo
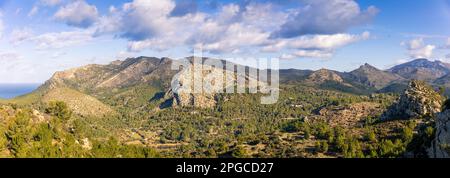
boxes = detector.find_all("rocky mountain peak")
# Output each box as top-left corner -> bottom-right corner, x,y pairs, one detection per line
389,59 -> 450,81
351,63 -> 383,74
307,69 -> 344,83
382,80 -> 444,120
360,63 -> 377,71
347,63 -> 403,89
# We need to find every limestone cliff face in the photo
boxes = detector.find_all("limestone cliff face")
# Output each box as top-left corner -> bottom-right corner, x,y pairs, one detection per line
428,110 -> 450,158
163,59 -> 267,108
382,80 -> 444,120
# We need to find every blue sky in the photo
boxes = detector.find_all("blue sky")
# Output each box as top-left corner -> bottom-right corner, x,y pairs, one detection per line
0,0 -> 450,83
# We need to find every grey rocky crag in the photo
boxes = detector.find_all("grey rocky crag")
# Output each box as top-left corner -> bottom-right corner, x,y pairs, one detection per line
163,58 -> 268,108
382,80 -> 444,120
428,110 -> 450,158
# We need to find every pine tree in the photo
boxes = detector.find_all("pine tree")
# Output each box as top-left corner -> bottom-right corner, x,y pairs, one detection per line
45,101 -> 73,121
5,111 -> 32,157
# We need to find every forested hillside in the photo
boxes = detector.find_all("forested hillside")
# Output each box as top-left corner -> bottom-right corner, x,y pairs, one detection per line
1,57 -> 449,158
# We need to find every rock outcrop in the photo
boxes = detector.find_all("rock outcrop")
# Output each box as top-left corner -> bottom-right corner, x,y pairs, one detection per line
382,80 -> 444,120
307,69 -> 344,83
163,58 -> 267,108
428,110 -> 450,158
0,105 -> 49,124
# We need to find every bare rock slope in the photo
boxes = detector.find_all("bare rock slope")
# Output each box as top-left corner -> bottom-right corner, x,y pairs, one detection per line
428,110 -> 450,158
382,80 -> 444,120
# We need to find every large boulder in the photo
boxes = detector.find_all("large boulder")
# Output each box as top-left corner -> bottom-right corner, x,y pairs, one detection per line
382,80 -> 444,120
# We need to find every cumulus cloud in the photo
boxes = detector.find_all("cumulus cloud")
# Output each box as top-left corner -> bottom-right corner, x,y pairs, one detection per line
119,0 -> 188,41
112,0 -> 287,53
271,0 -> 378,38
54,0 -> 99,28
297,50 -> 334,58
266,31 -> 370,59
170,0 -> 198,17
402,38 -> 436,59
91,0 -> 375,58
264,31 -> 370,52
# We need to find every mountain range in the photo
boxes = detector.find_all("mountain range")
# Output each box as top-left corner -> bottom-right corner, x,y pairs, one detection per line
2,57 -> 450,158
2,57 -> 450,117
280,58 -> 450,95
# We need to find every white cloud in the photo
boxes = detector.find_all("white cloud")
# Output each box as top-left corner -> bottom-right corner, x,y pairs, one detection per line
111,0 -> 287,54
241,3 -> 288,31
410,45 -> 435,58
441,37 -> 450,49
9,28 -> 34,45
28,6 -> 39,17
0,52 -> 24,81
402,38 -> 436,59
40,0 -> 62,6
192,23 -> 271,54
266,32 -> 370,51
272,0 -> 378,38
264,31 -> 370,59
292,50 -> 334,58
28,0 -> 63,17
0,14 -> 3,39
188,2 -> 287,54
30,30 -> 94,50
120,0 -> 178,40
109,6 -> 117,13
90,0 -> 374,58
51,51 -> 67,58
0,52 -> 22,61
6,27 -> 93,50
54,0 -> 99,28
280,54 -> 296,60
116,50 -> 137,60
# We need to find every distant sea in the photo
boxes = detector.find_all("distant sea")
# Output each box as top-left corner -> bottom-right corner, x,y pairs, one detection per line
0,83 -> 41,99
